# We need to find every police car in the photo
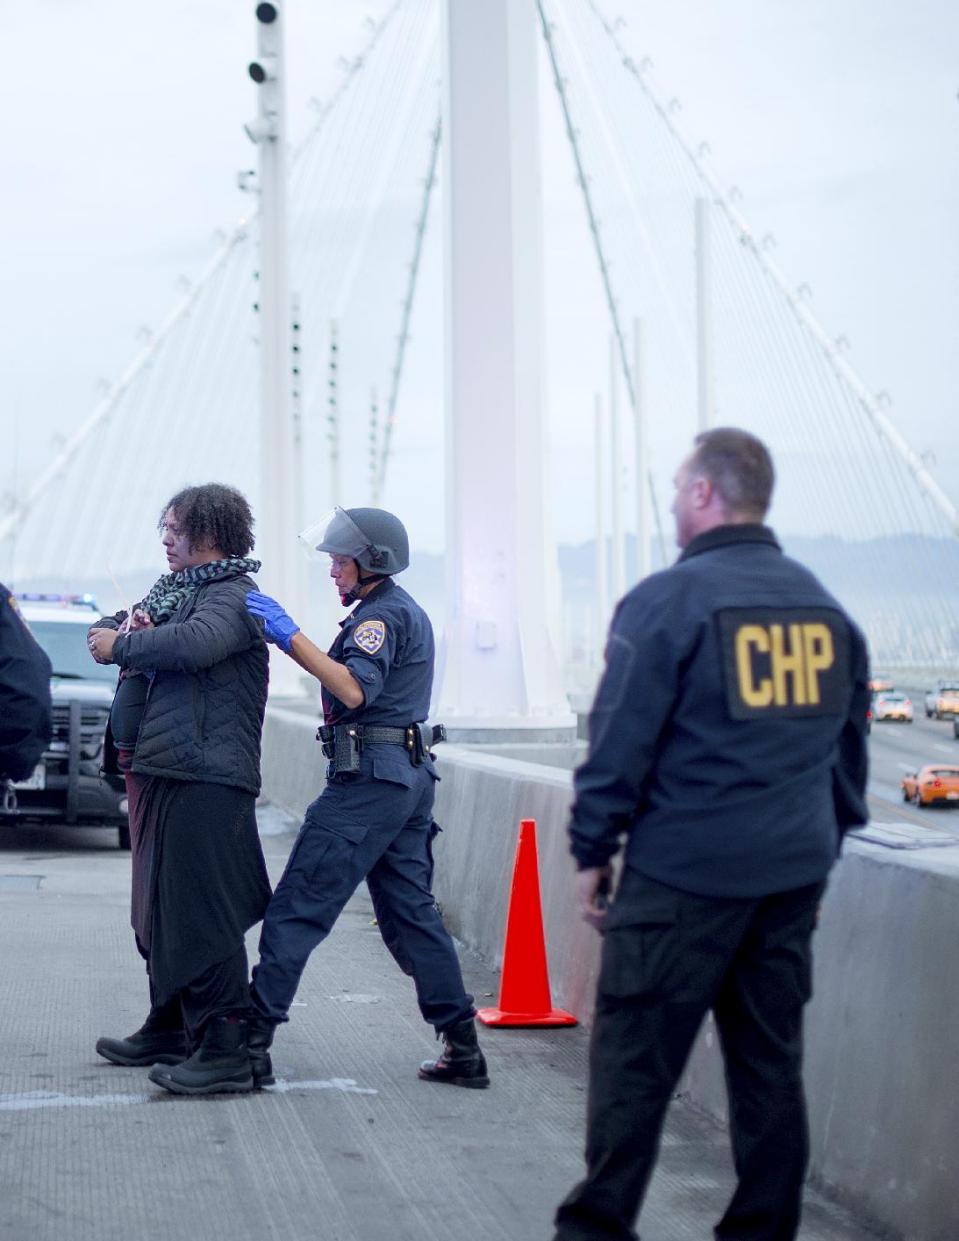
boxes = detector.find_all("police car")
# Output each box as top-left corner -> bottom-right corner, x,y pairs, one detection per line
2,594 -> 129,847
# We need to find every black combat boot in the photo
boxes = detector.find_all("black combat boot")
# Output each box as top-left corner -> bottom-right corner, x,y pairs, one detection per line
148,1017 -> 253,1096
248,1014 -> 276,1088
96,1007 -> 187,1067
418,1018 -> 489,1089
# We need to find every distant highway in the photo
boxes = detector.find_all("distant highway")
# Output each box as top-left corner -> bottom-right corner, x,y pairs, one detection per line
867,709 -> 959,836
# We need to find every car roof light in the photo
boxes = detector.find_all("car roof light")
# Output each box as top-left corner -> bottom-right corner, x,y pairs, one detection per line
13,591 -> 98,610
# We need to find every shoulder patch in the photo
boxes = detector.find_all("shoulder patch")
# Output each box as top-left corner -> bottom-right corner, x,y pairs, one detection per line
353,618 -> 387,655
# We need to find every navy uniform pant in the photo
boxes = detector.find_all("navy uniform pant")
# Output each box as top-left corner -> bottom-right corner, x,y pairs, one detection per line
251,752 -> 474,1032
554,870 -> 825,1241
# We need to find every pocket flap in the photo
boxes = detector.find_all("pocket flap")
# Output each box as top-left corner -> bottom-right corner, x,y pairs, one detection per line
303,800 -> 369,844
606,891 -> 679,932
372,753 -> 416,789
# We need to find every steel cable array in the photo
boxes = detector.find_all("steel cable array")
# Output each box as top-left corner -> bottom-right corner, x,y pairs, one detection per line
4,0 -> 956,670
2,0 -> 441,607
542,0 -> 959,667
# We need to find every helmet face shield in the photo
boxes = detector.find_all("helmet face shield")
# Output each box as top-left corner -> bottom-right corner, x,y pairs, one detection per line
298,507 -> 370,562
298,505 -> 410,576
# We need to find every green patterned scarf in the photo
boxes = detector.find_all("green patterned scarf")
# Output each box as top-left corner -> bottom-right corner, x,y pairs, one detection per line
138,557 -> 261,624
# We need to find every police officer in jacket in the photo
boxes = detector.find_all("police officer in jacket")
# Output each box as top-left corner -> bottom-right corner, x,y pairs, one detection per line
0,585 -> 52,785
244,507 -> 488,1089
554,429 -> 869,1241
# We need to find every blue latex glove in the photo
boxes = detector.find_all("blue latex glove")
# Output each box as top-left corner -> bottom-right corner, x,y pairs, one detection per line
246,591 -> 300,653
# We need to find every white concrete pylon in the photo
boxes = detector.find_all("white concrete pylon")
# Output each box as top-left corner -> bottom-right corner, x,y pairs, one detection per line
435,0 -> 574,740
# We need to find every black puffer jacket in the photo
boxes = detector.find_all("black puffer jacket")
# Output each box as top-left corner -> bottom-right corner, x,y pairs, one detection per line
109,576 -> 268,795
1,585 -> 53,781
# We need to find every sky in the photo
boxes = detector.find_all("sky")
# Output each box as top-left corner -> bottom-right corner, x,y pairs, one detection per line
2,0 -> 958,559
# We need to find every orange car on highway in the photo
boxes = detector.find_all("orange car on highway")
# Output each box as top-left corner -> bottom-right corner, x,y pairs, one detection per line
900,765 -> 959,807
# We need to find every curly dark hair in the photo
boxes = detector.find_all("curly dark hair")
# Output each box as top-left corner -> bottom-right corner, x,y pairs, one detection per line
159,483 -> 255,557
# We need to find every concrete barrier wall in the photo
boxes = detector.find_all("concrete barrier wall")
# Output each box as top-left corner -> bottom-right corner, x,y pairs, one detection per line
261,707 -> 959,1241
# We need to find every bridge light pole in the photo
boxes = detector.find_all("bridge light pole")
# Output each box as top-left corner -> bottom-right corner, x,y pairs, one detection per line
695,196 -> 715,432
436,0 -> 575,740
245,2 -> 299,692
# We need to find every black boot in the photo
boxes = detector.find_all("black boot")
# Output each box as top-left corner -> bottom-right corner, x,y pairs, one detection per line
148,1017 -> 253,1096
248,1014 -> 276,1088
418,1018 -> 489,1089
96,1007 -> 187,1067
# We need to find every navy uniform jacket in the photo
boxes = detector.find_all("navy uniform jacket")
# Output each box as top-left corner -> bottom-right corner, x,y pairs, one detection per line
0,585 -> 53,781
570,525 -> 870,898
322,577 -> 433,728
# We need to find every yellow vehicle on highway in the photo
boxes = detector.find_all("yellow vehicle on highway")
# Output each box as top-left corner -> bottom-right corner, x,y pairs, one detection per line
901,765 -> 959,807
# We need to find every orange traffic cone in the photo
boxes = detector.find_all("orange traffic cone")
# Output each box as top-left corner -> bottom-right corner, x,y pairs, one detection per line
477,819 -> 577,1028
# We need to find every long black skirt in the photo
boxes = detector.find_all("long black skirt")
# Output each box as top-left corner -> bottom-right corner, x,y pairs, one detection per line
134,776 -> 272,1006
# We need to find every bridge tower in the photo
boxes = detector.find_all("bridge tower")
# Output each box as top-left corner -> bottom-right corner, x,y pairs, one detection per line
435,0 -> 576,741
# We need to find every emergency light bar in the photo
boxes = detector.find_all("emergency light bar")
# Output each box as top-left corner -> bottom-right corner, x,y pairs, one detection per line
14,592 -> 98,610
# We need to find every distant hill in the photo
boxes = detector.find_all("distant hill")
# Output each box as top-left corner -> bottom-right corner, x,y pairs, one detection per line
557,532 -> 959,666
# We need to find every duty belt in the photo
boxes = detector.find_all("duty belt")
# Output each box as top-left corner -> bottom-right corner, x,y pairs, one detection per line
316,722 -> 447,771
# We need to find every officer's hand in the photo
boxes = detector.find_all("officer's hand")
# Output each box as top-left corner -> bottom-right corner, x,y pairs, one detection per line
88,628 -> 118,664
576,865 -> 613,932
246,591 -> 300,653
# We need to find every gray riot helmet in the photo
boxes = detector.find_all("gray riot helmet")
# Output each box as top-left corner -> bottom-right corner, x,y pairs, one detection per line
299,506 -> 410,576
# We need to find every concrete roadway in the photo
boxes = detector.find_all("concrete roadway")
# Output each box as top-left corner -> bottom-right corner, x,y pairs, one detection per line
0,806 -> 878,1241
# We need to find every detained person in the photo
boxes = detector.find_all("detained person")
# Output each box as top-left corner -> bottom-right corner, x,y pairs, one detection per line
240,506 -> 488,1092
88,483 -> 272,1096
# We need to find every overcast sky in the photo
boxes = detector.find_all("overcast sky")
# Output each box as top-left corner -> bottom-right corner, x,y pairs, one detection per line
3,0 -> 957,557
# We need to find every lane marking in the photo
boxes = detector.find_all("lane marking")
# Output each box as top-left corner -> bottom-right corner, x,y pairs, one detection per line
0,1091 -> 149,1112
933,743 -> 956,755
867,793 -> 959,837
265,1078 -> 378,1096
871,730 -> 918,748
0,1077 -> 377,1111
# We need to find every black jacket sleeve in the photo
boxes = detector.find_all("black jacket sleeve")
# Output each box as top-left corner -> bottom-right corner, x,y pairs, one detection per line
832,622 -> 870,832
569,586 -> 681,869
111,581 -> 261,674
89,608 -> 127,634
0,587 -> 53,781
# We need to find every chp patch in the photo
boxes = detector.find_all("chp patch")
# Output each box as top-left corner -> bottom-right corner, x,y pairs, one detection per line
353,618 -> 387,655
717,606 -> 850,720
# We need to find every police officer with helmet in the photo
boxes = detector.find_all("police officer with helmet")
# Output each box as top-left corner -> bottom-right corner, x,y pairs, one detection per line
554,429 -> 869,1241
242,506 -> 488,1090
